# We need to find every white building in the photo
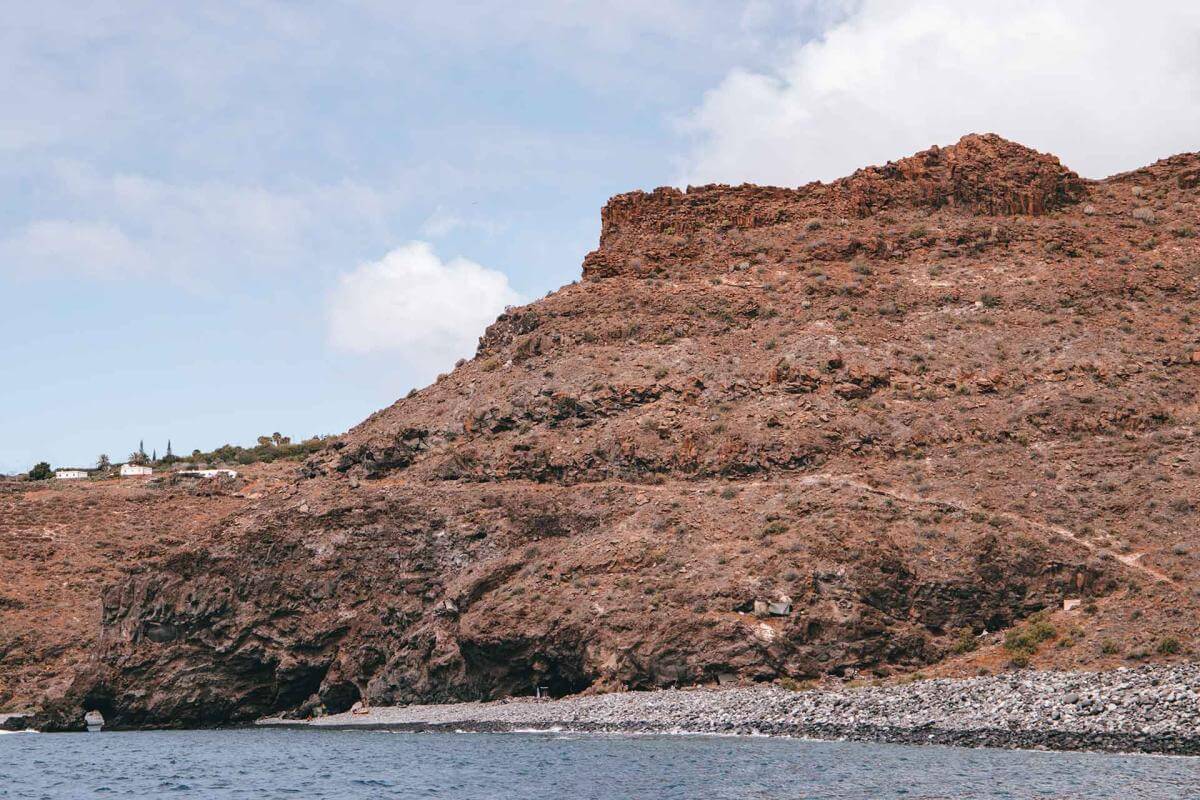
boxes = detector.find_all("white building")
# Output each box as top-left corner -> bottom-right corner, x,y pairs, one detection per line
177,468 -> 239,479
119,464 -> 153,477
54,469 -> 88,480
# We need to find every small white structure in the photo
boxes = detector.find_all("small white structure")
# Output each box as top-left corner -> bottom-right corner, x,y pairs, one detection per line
178,468 -> 239,479
54,469 -> 88,480
119,464 -> 153,477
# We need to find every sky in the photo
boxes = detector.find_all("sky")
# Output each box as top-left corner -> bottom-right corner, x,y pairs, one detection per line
2,1 -> 1198,473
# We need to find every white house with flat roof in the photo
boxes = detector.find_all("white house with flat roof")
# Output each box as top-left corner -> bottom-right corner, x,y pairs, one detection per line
54,469 -> 88,480
177,468 -> 239,479
119,464 -> 153,477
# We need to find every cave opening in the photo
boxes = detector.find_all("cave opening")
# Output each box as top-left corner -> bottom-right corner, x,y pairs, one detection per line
460,639 -> 594,700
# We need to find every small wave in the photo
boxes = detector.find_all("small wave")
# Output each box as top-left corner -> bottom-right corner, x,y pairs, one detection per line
508,726 -> 564,734
0,729 -> 38,735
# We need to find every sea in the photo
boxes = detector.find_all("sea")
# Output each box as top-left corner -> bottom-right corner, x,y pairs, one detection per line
3,728 -> 1200,799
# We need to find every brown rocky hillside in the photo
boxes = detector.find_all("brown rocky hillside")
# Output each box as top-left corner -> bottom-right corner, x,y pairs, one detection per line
26,134 -> 1200,729
0,468 -> 287,715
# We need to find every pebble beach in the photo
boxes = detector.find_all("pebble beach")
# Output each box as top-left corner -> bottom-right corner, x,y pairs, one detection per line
262,665 -> 1200,755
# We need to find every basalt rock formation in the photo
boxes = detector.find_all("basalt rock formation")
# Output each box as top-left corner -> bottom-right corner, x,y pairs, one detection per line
42,134 -> 1200,729
0,470 -> 282,714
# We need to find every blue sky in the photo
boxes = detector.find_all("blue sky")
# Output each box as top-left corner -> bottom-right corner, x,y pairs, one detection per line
3,1 -> 1198,473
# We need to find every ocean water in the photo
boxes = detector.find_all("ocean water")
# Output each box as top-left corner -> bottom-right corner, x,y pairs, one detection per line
3,729 -> 1200,799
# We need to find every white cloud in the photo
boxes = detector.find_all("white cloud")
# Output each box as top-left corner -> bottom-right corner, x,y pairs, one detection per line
4,220 -> 145,279
0,2 -> 819,159
420,206 -> 511,240
682,1 -> 1200,185
420,208 -> 465,238
1,160 -> 401,282
327,242 -> 522,370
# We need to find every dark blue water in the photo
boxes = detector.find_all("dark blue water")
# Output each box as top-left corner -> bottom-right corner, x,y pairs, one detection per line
3,729 -> 1200,799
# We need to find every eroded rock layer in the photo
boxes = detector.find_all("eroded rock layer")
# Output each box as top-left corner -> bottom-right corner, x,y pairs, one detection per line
43,134 -> 1200,729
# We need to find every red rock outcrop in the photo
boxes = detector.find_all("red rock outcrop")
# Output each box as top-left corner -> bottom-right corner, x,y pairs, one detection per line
22,134 -> 1200,730
583,134 -> 1086,279
0,470 -> 284,712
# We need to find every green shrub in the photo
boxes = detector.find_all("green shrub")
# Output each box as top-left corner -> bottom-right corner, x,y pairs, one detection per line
760,521 -> 789,537
950,630 -> 979,655
1004,614 -> 1056,656
189,434 -> 332,468
1158,637 -> 1182,655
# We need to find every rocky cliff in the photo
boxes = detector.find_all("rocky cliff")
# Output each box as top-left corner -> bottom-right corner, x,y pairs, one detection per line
0,469 -> 285,715
39,134 -> 1200,729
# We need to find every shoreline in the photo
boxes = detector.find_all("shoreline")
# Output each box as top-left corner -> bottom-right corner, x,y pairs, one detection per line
262,718 -> 1200,757
259,665 -> 1200,756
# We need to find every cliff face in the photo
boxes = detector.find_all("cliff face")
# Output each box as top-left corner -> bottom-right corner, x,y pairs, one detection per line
0,470 -> 283,715
46,134 -> 1200,729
